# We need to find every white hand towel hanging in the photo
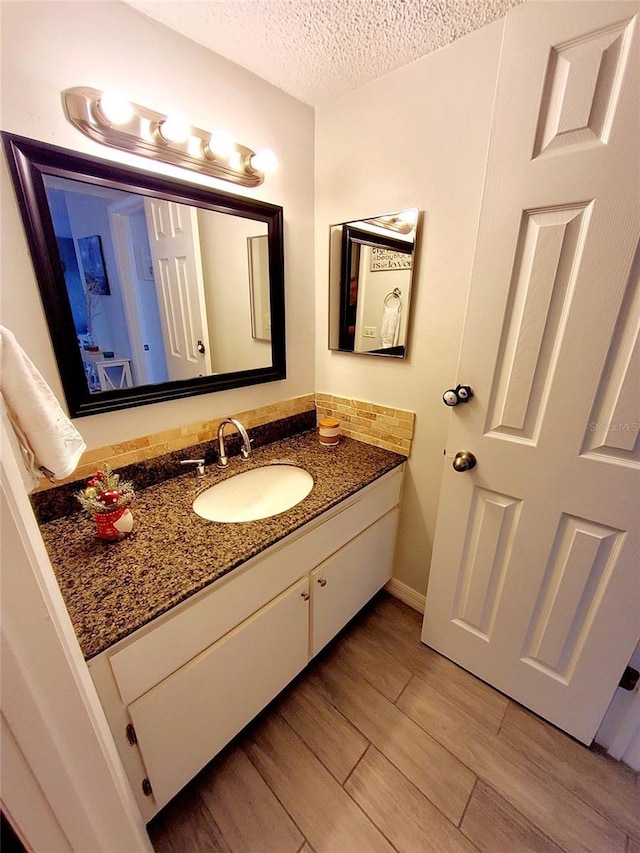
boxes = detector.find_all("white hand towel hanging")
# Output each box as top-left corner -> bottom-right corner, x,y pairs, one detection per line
380,302 -> 401,348
0,325 -> 86,490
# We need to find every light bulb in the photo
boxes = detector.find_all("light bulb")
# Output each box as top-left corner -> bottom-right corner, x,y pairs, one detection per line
395,210 -> 417,226
250,148 -> 277,175
97,90 -> 133,125
228,151 -> 242,171
206,131 -> 235,158
158,112 -> 190,144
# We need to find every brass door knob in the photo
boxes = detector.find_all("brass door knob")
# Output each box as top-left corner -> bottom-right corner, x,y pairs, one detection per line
453,451 -> 477,472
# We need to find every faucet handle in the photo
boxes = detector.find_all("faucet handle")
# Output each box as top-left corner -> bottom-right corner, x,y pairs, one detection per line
180,458 -> 206,477
240,438 -> 254,460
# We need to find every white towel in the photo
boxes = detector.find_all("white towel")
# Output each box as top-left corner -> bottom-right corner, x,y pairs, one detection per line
380,303 -> 401,348
0,325 -> 86,490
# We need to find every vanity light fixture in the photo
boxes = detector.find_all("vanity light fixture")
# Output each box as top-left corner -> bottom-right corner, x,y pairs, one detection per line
368,213 -> 415,235
62,86 -> 277,187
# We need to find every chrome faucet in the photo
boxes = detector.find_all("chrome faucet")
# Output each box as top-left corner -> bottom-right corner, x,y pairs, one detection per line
216,418 -> 252,469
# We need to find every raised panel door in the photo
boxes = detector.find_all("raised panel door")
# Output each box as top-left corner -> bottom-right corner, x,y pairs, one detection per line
423,2 -> 640,743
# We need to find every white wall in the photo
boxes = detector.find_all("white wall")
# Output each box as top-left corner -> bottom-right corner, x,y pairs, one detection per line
315,21 -> 504,595
63,190 -> 132,358
0,0 -> 314,450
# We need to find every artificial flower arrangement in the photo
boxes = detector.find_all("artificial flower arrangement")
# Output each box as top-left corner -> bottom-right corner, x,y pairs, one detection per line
76,465 -> 135,540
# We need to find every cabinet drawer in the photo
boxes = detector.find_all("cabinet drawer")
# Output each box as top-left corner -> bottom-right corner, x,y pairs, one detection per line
109,465 -> 403,705
311,509 -> 399,656
129,577 -> 310,811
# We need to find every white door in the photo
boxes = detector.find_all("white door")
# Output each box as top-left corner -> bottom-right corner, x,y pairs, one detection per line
422,2 -> 640,744
144,199 -> 212,380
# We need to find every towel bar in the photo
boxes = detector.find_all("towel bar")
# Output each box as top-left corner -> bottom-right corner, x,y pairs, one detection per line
384,287 -> 402,306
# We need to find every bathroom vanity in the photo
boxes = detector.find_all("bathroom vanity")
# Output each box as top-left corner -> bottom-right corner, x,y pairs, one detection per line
39,432 -> 404,820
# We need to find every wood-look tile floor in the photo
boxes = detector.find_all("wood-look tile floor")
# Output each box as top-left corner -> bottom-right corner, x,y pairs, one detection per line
148,593 -> 640,853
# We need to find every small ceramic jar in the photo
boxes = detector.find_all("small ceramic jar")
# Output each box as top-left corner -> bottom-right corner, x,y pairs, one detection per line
318,416 -> 340,447
94,507 -> 134,540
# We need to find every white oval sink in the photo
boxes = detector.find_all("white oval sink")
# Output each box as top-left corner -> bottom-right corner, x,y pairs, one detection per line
192,464 -> 314,522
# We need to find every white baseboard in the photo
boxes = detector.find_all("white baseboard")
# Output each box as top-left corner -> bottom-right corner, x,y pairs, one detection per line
384,578 -> 426,613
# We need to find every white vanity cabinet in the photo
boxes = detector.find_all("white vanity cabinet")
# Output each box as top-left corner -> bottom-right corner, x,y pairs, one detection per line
88,464 -> 403,820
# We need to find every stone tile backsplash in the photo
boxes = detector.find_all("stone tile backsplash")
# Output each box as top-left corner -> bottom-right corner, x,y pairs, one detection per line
315,393 -> 415,456
33,394 -> 316,493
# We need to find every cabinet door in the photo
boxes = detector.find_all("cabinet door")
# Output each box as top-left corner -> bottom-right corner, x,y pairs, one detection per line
128,578 -> 310,811
311,509 -> 399,657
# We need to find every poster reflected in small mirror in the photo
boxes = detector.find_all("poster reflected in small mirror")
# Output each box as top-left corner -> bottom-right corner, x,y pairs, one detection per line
370,247 -> 412,271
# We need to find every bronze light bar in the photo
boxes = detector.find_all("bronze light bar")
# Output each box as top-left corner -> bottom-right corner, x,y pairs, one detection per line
62,87 -> 276,187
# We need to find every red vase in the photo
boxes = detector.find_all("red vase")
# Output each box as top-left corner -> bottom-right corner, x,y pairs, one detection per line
94,507 -> 134,540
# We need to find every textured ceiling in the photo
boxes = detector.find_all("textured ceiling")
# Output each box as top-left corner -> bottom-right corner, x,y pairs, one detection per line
124,0 -> 525,106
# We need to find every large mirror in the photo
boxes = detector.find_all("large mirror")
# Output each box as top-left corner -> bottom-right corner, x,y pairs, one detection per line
2,133 -> 286,417
329,208 -> 419,357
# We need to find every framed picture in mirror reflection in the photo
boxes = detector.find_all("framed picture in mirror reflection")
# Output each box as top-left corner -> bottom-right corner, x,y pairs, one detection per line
78,234 -> 110,295
247,234 -> 272,342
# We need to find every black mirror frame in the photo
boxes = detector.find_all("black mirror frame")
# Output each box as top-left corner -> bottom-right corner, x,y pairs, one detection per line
2,132 -> 286,418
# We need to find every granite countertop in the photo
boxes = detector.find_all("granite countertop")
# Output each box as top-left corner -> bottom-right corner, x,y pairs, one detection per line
40,431 -> 405,660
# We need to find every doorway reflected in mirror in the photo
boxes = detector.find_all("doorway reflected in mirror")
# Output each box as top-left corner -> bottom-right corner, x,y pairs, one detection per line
44,174 -> 271,394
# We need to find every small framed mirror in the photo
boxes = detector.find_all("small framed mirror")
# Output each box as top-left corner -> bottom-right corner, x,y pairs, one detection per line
329,208 -> 419,357
2,133 -> 286,417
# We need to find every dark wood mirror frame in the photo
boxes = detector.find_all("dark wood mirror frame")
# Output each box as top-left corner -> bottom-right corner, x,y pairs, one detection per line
2,132 -> 286,418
